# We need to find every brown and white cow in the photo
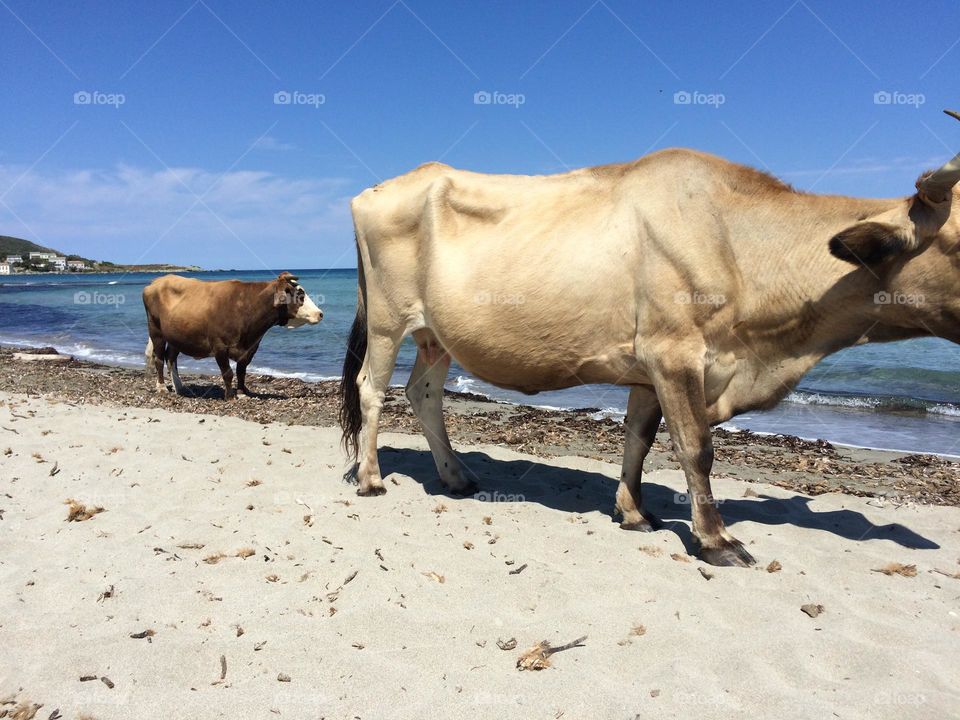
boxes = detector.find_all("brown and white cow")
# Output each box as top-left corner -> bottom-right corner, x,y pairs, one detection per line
144,272 -> 322,399
339,110 -> 960,567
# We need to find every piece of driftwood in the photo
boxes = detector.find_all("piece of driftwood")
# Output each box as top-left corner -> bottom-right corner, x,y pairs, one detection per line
517,635 -> 587,671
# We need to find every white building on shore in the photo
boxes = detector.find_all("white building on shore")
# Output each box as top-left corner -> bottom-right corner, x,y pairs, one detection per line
67,260 -> 87,271
0,262 -> 9,275
5,255 -> 22,265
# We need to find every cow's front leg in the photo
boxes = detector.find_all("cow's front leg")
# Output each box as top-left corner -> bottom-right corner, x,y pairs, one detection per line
405,339 -> 477,495
215,353 -> 236,400
616,385 -> 663,531
236,358 -> 251,398
654,362 -> 755,567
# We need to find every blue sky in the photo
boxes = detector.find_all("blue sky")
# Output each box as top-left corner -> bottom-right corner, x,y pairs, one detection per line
1,0 -> 958,269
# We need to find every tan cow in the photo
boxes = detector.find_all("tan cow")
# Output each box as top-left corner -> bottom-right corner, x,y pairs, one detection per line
144,272 -> 322,399
339,111 -> 960,566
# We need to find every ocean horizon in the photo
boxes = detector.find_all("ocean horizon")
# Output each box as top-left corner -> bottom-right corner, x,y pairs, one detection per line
2,268 -> 958,458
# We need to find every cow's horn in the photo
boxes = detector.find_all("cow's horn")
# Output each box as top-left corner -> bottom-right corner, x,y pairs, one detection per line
917,109 -> 960,204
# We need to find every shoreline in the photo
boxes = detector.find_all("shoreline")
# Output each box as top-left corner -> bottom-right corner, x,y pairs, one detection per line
3,336 -> 958,457
2,345 -> 957,506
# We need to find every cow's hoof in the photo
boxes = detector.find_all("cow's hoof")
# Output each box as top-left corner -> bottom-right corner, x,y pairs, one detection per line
620,518 -> 659,532
447,479 -> 478,496
357,483 -> 387,497
698,540 -> 756,568
618,510 -> 662,532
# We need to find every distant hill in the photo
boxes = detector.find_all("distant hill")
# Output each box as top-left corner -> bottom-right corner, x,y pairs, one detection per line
0,234 -> 200,273
0,235 -> 61,257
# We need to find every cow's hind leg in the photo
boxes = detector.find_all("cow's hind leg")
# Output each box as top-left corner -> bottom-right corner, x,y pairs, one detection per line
405,331 -> 476,495
215,352 -> 236,400
147,337 -> 168,392
616,385 -> 663,531
654,361 -> 755,567
355,332 -> 402,495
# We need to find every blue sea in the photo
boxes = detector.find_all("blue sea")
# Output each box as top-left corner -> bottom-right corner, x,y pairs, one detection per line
1,269 -> 958,457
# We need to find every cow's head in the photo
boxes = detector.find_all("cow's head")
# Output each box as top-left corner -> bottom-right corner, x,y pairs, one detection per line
828,110 -> 960,345
274,272 -> 323,328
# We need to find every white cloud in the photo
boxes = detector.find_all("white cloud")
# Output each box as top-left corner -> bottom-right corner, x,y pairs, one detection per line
0,163 -> 357,269
252,135 -> 297,152
781,155 -> 945,179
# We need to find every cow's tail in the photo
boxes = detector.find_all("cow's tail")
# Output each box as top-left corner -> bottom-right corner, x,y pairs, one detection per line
144,338 -> 155,377
338,238 -> 367,460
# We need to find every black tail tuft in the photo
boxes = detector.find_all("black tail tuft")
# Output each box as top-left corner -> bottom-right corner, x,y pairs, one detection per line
338,300 -> 367,459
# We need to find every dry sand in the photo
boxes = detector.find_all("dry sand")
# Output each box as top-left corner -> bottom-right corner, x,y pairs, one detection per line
1,391 -> 958,719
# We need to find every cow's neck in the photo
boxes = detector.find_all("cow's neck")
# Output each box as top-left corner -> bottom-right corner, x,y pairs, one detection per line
727,193 -> 926,393
242,284 -> 285,343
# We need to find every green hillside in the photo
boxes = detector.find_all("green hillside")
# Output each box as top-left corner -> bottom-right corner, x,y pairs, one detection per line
0,235 -> 60,257
0,234 -> 199,273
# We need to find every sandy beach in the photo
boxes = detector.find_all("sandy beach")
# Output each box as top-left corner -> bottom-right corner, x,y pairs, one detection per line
1,359 -> 959,719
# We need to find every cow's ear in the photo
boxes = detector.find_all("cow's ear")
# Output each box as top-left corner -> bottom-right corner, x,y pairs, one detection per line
828,222 -> 914,265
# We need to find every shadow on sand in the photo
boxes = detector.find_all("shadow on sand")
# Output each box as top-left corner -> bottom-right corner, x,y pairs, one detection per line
379,446 -> 940,554
172,382 -> 289,401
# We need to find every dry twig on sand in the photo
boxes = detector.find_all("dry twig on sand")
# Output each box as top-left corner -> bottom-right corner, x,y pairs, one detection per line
871,563 -> 917,577
516,635 -> 587,671
65,499 -> 104,522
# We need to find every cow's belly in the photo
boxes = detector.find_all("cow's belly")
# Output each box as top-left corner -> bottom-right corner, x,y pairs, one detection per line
445,339 -> 642,393
427,299 -> 643,392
